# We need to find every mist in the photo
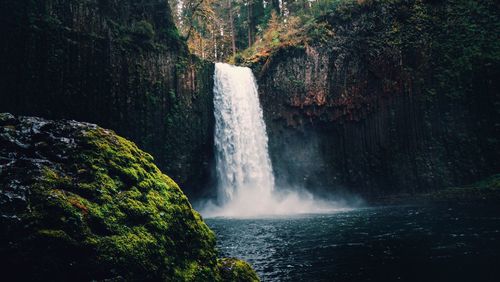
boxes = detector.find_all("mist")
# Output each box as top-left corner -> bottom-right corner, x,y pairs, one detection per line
198,185 -> 362,218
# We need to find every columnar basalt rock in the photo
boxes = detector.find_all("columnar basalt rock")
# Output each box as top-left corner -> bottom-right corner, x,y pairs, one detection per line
0,0 -> 215,197
252,0 -> 500,196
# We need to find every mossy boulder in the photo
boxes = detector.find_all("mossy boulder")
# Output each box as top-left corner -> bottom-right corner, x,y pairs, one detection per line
0,113 -> 258,281
218,258 -> 260,282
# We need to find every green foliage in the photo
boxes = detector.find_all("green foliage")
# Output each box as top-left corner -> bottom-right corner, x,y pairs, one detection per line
218,258 -> 260,282
232,1 -> 352,64
236,11 -> 305,64
308,0 -> 345,18
165,26 -> 183,43
472,174 -> 500,190
418,174 -> 500,202
109,19 -> 158,50
131,20 -> 155,43
239,0 -> 500,103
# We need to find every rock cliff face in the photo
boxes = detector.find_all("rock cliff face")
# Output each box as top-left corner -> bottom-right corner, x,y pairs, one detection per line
1,0 -> 498,200
0,0 -> 214,197
0,113 -> 258,281
255,0 -> 500,196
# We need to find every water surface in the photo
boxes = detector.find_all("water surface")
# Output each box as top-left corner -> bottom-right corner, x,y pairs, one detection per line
206,204 -> 500,282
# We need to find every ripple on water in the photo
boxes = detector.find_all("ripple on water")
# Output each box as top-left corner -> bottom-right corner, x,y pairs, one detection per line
207,205 -> 500,282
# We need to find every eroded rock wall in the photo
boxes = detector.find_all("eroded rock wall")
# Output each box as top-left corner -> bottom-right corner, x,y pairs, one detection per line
256,0 -> 500,196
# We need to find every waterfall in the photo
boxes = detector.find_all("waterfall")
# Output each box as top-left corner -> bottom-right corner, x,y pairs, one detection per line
213,62 -> 274,202
201,63 -> 351,217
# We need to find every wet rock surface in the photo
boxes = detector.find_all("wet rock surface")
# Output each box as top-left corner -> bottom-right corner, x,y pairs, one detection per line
253,0 -> 500,196
0,113 -> 257,282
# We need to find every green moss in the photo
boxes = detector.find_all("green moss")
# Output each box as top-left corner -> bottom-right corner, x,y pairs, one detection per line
0,117 -> 255,281
472,174 -> 500,190
376,174 -> 500,205
1,117 -> 258,281
218,258 -> 260,282
36,229 -> 75,242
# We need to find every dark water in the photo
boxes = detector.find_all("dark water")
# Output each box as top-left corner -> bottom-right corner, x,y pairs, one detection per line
206,204 -> 500,282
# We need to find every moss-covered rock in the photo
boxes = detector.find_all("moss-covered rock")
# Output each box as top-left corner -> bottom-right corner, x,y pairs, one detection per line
0,113 -> 257,281
218,258 -> 260,282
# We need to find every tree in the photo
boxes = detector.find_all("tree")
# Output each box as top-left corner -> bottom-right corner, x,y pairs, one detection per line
166,0 -> 342,62
228,0 -> 237,56
246,0 -> 265,47
270,0 -> 281,15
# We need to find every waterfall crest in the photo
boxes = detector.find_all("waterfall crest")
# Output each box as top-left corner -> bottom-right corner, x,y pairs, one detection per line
202,63 -> 350,217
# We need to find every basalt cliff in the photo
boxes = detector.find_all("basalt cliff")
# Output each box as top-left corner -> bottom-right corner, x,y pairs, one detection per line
1,0 -> 499,198
0,0 -> 214,197
250,0 -> 499,196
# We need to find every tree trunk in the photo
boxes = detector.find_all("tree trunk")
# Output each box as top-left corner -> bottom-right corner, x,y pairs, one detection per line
271,0 -> 280,15
228,0 -> 236,57
200,36 -> 204,59
247,0 -> 253,47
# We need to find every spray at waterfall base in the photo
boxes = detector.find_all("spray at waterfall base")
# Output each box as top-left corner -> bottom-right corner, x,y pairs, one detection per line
198,63 -> 355,218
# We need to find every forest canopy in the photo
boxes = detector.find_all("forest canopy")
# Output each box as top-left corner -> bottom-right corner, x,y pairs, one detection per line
169,0 -> 347,62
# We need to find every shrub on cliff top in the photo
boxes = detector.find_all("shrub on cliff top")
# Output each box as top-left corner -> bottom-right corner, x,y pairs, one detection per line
132,20 -> 156,43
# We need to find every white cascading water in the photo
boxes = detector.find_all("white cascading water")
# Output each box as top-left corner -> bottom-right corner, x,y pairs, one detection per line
213,62 -> 275,202
201,63 -> 351,217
